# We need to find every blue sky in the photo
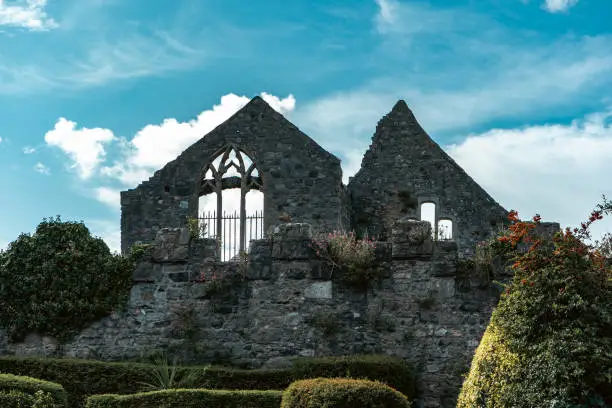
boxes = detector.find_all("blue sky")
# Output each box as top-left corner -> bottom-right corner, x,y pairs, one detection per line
1,0 -> 611,252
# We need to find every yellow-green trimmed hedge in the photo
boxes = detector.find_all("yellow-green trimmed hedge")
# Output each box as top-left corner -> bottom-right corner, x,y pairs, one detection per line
0,372 -> 67,406
85,389 -> 282,408
0,389 -> 35,407
0,354 -> 414,408
291,354 -> 415,399
281,378 -> 411,408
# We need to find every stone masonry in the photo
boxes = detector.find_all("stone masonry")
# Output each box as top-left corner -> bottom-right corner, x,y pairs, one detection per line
0,222 -> 509,408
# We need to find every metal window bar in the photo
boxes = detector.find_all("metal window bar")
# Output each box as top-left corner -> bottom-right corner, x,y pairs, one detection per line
198,210 -> 264,262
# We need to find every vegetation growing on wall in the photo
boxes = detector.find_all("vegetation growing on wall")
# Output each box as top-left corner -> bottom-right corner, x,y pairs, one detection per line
311,231 -> 378,288
0,216 -> 135,342
457,197 -> 612,408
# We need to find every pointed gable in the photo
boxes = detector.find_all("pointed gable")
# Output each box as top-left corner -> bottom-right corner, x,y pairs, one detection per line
348,100 -> 508,257
120,97 -> 346,254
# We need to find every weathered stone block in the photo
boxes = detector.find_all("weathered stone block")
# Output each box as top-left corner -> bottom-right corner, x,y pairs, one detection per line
271,238 -> 313,260
304,281 -> 333,299
132,261 -> 163,282
392,240 -> 434,259
270,223 -> 312,239
151,228 -> 191,262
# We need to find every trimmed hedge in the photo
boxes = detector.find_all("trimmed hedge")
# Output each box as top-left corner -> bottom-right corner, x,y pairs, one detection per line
291,355 -> 415,399
85,389 -> 282,408
0,390 -> 35,407
0,372 -> 67,407
0,354 -> 414,408
281,378 -> 411,408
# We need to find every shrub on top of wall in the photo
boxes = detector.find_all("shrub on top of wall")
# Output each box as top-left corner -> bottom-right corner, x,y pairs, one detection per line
0,372 -> 68,407
0,216 -> 135,343
281,378 -> 411,408
85,389 -> 282,408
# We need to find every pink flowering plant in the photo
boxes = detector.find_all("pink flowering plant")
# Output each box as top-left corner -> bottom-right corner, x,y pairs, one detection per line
311,231 -> 379,287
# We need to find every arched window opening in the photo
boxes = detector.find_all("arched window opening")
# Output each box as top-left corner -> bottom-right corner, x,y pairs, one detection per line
438,219 -> 453,240
197,145 -> 263,262
420,202 -> 436,239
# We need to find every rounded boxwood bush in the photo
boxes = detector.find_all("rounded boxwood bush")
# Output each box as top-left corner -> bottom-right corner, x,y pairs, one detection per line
281,378 -> 411,408
457,206 -> 612,408
0,216 -> 134,342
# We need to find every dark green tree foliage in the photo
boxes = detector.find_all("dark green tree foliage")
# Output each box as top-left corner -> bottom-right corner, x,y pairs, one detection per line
457,198 -> 612,408
0,216 -> 134,342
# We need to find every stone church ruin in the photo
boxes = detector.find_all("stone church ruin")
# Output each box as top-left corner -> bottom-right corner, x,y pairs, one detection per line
120,96 -> 510,259
1,96 -> 561,408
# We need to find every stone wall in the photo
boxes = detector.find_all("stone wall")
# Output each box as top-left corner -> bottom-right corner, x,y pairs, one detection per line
120,96 -> 346,254
0,223 -> 504,408
348,101 -> 509,257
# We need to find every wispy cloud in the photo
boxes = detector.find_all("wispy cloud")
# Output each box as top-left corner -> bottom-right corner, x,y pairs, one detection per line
0,0 -> 57,31
544,0 -> 579,13
23,146 -> 35,154
34,161 -> 50,175
294,1 -> 612,154
0,30 -> 205,95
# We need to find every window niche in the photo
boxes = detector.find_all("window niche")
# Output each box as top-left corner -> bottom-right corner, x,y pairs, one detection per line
437,219 -> 453,240
197,145 -> 264,261
420,202 -> 436,240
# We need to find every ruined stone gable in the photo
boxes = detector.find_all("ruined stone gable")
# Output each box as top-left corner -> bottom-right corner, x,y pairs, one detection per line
120,96 -> 347,255
347,100 -> 509,257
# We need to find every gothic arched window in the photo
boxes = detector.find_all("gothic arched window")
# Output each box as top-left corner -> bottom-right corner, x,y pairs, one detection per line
198,145 -> 263,259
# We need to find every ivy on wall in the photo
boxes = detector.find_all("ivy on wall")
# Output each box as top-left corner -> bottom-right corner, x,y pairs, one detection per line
0,216 -> 136,343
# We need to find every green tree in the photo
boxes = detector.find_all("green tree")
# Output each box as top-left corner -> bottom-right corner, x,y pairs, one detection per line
457,198 -> 612,408
0,216 -> 134,342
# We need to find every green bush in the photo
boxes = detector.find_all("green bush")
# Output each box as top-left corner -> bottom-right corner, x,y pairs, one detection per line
281,378 -> 411,408
0,373 -> 67,407
291,355 -> 415,400
0,216 -> 135,342
0,354 -> 414,408
0,390 -> 35,408
457,204 -> 612,407
85,389 -> 282,408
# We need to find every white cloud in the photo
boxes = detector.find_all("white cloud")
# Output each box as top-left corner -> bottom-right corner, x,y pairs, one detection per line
0,135 -> 3,144
44,117 -> 115,179
87,219 -> 121,254
544,0 -> 579,13
101,92 -> 296,186
94,187 -> 121,210
0,0 -> 57,31
34,162 -> 50,175
23,146 -> 35,154
446,109 -> 612,241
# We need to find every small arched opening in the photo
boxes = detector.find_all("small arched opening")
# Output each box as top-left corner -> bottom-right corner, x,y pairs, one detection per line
437,218 -> 453,240
420,202 -> 436,240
